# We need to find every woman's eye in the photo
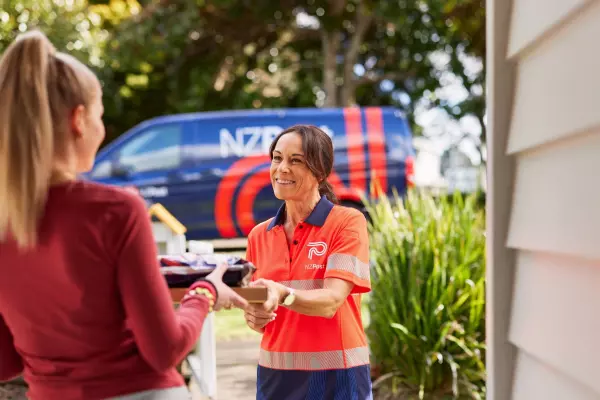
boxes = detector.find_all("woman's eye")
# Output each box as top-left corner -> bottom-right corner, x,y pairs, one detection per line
292,159 -> 302,164
273,156 -> 282,162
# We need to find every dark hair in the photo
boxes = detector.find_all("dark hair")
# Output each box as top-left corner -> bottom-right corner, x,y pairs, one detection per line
269,124 -> 339,204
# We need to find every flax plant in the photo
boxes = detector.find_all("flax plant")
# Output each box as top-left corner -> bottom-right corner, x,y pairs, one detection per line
365,190 -> 486,399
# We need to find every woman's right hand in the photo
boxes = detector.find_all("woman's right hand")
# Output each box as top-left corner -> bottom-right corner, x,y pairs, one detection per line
243,280 -> 280,333
203,262 -> 249,311
244,306 -> 276,333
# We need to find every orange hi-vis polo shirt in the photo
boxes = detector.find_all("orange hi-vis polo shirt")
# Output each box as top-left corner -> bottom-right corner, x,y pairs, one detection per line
246,196 -> 373,400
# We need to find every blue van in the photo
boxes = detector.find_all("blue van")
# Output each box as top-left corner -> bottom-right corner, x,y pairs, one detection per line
86,107 -> 415,240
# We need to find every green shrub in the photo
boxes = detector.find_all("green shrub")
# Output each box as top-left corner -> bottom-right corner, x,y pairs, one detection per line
365,190 -> 486,399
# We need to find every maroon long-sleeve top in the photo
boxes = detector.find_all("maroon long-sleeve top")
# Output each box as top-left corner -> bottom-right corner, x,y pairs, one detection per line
0,181 -> 214,400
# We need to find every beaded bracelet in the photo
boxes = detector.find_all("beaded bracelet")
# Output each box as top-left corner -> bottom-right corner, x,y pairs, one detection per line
182,287 -> 216,312
197,278 -> 219,304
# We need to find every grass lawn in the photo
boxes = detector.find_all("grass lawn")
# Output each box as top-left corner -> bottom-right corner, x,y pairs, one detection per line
214,308 -> 261,341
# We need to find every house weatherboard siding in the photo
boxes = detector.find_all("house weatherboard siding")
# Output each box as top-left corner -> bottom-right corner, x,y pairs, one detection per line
487,0 -> 600,399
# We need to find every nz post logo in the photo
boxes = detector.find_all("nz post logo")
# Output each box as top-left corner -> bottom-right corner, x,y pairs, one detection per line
307,242 -> 328,259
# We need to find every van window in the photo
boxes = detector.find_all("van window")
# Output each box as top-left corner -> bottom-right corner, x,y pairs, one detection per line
116,124 -> 182,173
90,160 -> 112,178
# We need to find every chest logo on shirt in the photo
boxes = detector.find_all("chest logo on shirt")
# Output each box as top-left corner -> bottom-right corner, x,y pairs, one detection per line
307,241 -> 328,259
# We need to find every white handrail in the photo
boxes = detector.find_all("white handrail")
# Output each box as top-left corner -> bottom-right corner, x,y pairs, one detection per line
151,221 -> 217,400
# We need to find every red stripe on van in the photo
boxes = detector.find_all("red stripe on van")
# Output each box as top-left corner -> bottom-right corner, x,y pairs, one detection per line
215,155 -> 270,238
365,107 -> 387,196
237,166 -> 271,236
328,170 -> 361,204
343,107 -> 366,194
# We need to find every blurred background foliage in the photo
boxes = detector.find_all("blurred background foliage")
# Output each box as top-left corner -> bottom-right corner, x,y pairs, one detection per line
0,0 -> 485,149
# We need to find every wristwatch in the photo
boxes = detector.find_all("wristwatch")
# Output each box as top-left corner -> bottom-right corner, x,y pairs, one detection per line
281,287 -> 296,306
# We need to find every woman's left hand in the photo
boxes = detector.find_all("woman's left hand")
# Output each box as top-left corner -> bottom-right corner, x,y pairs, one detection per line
203,262 -> 249,311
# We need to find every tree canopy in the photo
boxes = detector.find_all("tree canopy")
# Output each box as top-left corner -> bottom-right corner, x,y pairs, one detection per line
0,0 -> 485,153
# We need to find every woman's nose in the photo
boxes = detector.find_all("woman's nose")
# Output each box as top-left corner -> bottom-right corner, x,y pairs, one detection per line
278,160 -> 291,173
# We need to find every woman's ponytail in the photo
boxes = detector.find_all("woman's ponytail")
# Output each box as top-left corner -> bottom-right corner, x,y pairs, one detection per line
0,31 -> 56,249
319,180 -> 338,204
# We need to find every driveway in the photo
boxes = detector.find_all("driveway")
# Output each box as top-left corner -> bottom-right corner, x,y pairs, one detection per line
190,338 -> 260,400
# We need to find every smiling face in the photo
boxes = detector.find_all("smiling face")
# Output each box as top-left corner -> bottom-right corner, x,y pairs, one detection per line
270,132 -> 320,201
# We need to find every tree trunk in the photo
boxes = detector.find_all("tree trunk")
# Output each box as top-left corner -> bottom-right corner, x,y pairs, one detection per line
341,59 -> 356,106
319,0 -> 346,107
322,30 -> 341,107
340,1 -> 373,106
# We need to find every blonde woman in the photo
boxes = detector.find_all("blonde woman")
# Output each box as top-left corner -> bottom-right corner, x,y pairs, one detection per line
0,31 -> 247,400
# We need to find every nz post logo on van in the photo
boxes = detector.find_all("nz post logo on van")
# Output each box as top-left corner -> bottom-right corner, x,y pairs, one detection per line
305,242 -> 328,271
218,125 -> 334,157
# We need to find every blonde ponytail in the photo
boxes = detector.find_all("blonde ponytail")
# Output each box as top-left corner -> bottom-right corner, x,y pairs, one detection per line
0,30 -> 95,249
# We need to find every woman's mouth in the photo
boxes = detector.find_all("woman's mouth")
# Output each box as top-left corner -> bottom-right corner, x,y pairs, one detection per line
276,178 -> 295,185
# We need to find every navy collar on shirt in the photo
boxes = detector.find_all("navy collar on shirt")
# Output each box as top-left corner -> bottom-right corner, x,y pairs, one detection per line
266,196 -> 334,231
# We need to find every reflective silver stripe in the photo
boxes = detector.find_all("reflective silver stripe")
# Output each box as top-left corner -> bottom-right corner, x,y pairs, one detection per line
259,346 -> 370,370
345,346 -> 371,368
327,253 -> 370,281
279,279 -> 324,290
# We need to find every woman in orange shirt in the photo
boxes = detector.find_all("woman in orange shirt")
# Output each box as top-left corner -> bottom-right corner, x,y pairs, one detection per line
243,125 -> 373,400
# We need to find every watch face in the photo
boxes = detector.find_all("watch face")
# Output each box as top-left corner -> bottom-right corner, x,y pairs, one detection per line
283,293 -> 295,306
